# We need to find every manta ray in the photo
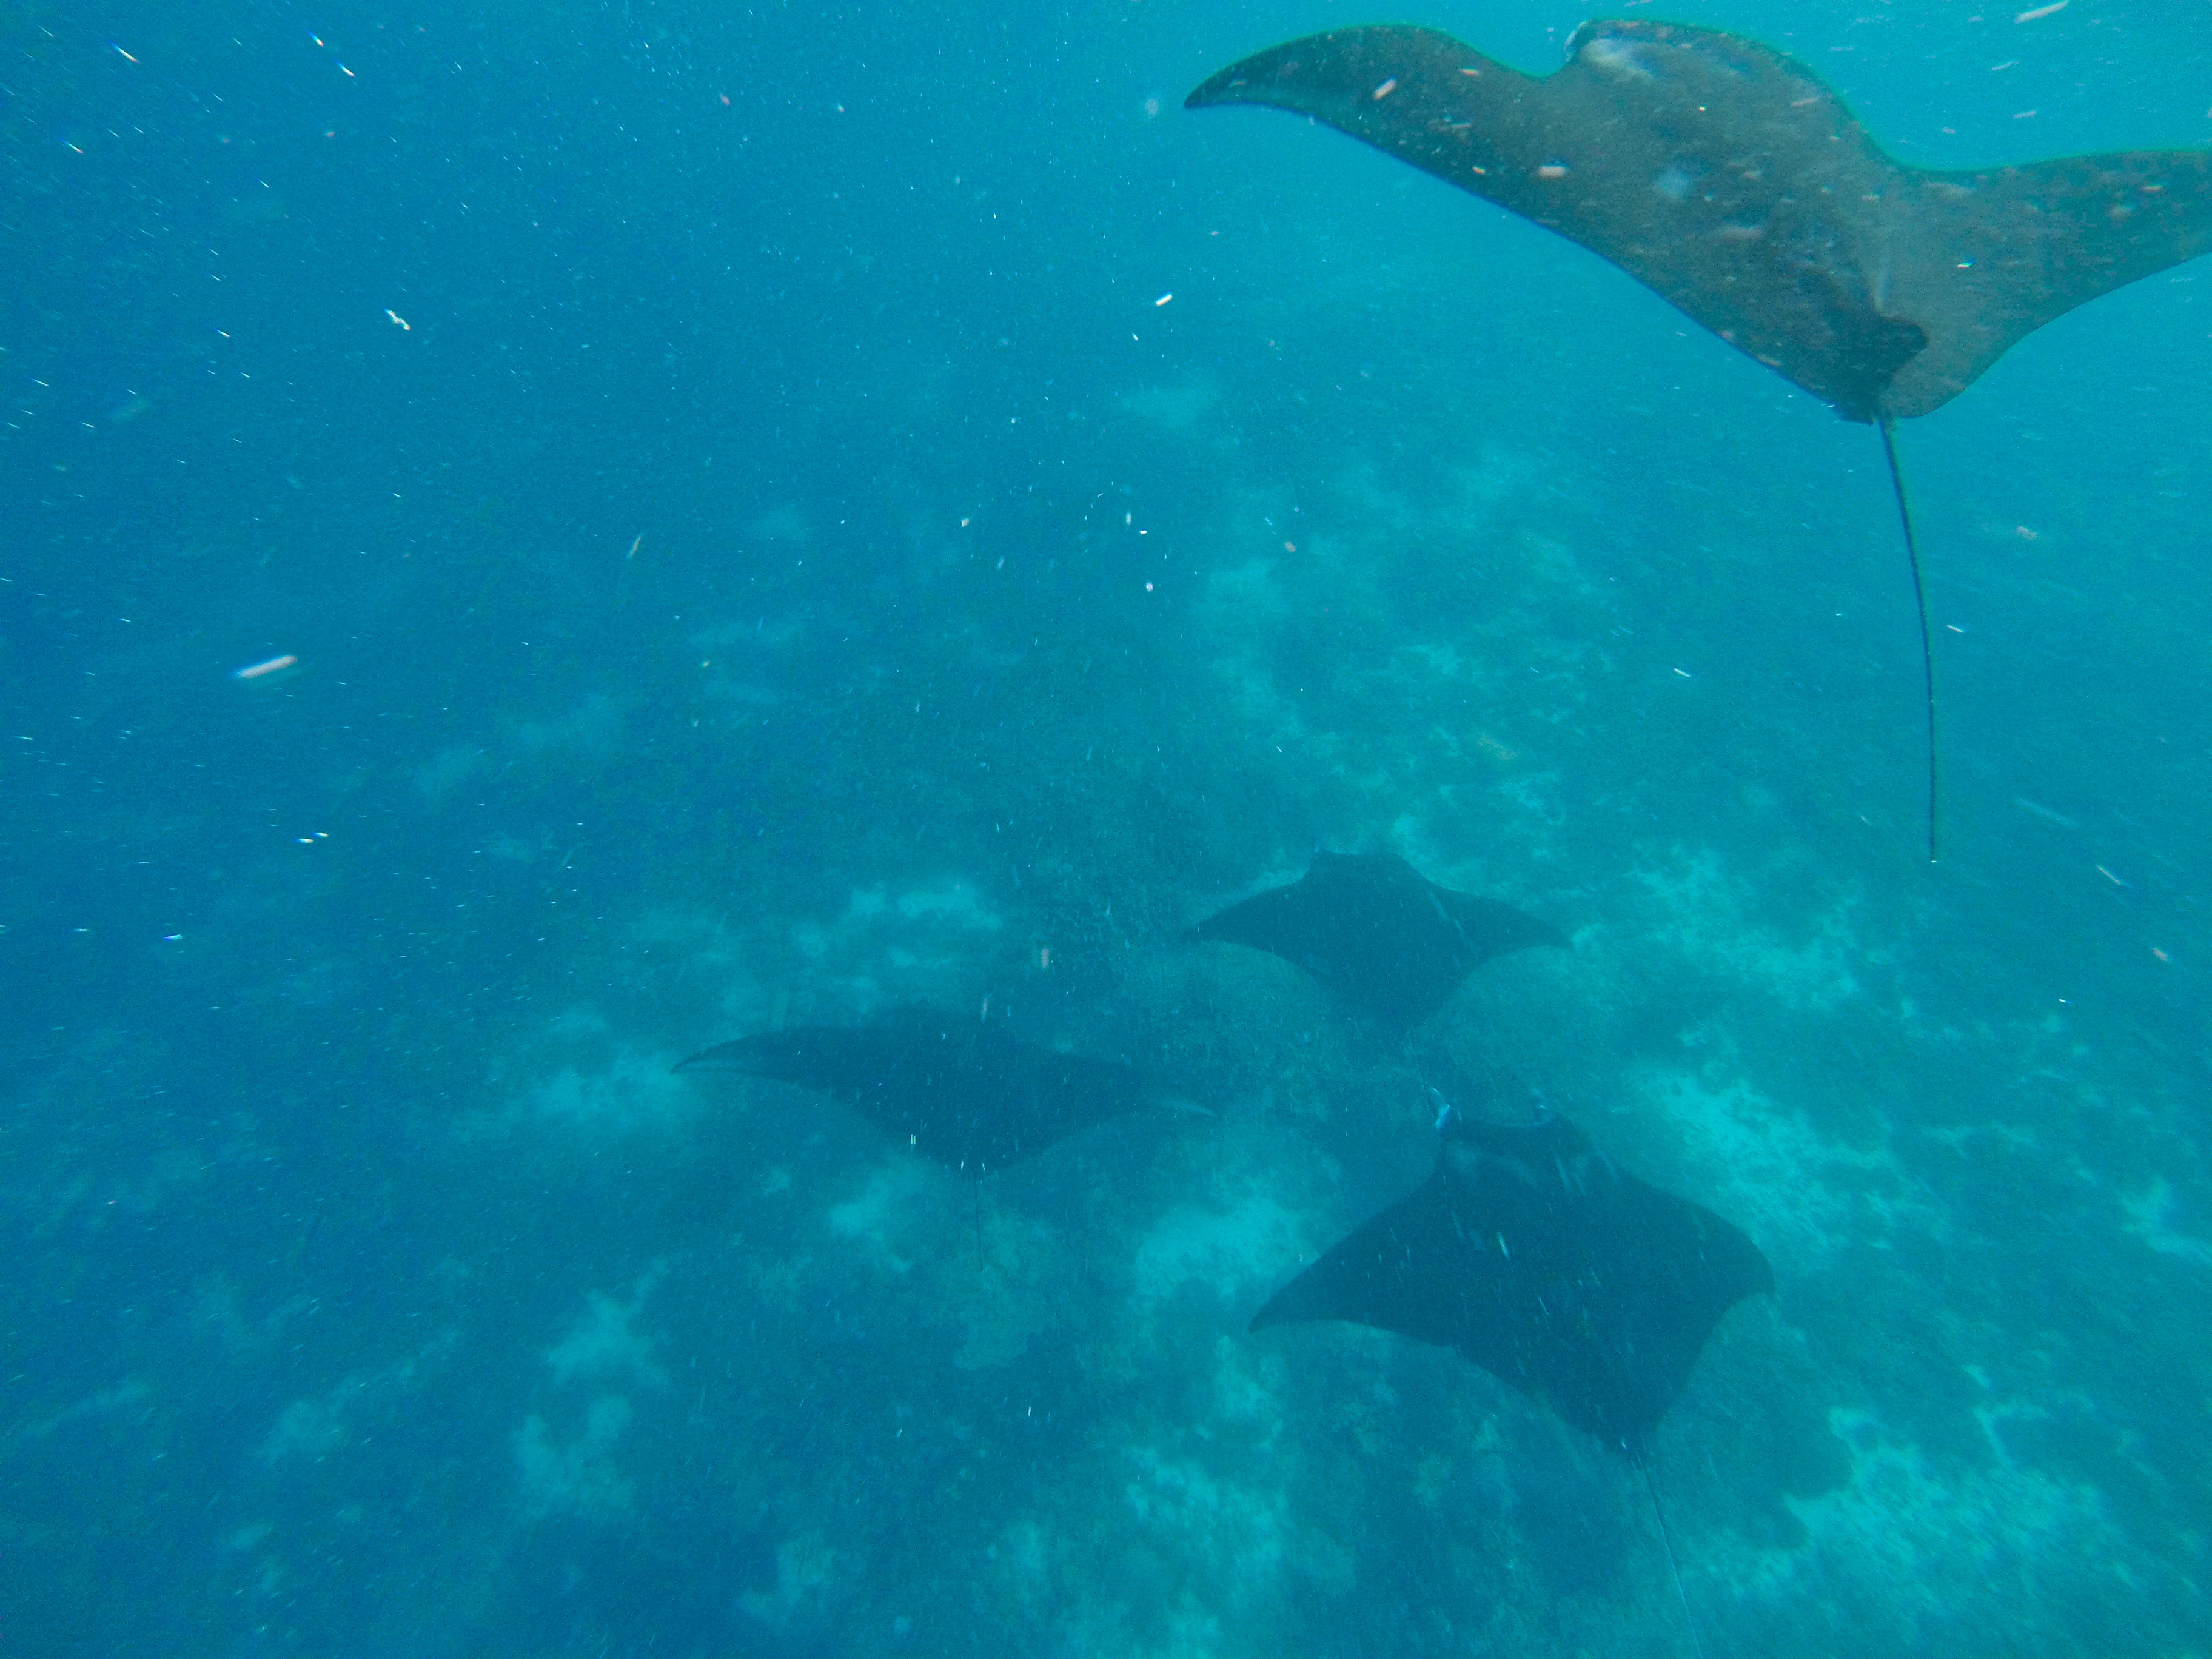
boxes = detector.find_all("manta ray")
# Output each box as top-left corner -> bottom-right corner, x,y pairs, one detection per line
676,1008 -> 1157,1176
1191,850 -> 1566,1034
1189,21 -> 2212,856
1252,1108 -> 1772,1449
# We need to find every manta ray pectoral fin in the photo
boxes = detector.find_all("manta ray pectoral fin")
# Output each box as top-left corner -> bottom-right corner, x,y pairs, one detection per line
1883,149 -> 2212,418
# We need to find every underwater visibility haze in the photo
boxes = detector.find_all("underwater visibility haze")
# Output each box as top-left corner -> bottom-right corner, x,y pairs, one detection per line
5,1 -> 2211,1655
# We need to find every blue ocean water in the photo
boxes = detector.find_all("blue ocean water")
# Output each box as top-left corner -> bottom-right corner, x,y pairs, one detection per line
5,0 -> 2210,1652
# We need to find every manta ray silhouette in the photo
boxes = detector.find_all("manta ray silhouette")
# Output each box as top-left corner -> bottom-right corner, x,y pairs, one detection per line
1191,850 -> 1566,1035
1252,1109 -> 1772,1450
676,1008 -> 1156,1177
1189,22 -> 2212,856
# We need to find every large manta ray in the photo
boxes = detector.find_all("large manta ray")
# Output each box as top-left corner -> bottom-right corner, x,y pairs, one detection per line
1188,21 -> 2212,856
1252,1109 -> 1772,1450
1187,20 -> 2212,423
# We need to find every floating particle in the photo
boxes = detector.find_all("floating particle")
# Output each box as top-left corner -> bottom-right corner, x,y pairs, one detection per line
2011,796 -> 2079,828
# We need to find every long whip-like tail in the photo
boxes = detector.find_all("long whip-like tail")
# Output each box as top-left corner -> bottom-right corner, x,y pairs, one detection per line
1637,1449 -> 1706,1659
1878,413 -> 1940,862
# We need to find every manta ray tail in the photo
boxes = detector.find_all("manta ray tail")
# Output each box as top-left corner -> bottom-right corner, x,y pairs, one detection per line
1637,1450 -> 1706,1659
1879,414 -> 1941,863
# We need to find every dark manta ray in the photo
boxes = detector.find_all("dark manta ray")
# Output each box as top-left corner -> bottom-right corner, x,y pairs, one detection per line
1189,21 -> 2212,855
675,1008 -> 1155,1175
1252,1110 -> 1772,1449
1191,850 -> 1567,1034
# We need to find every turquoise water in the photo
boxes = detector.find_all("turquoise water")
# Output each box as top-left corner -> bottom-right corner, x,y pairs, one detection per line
5,1 -> 2210,1653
